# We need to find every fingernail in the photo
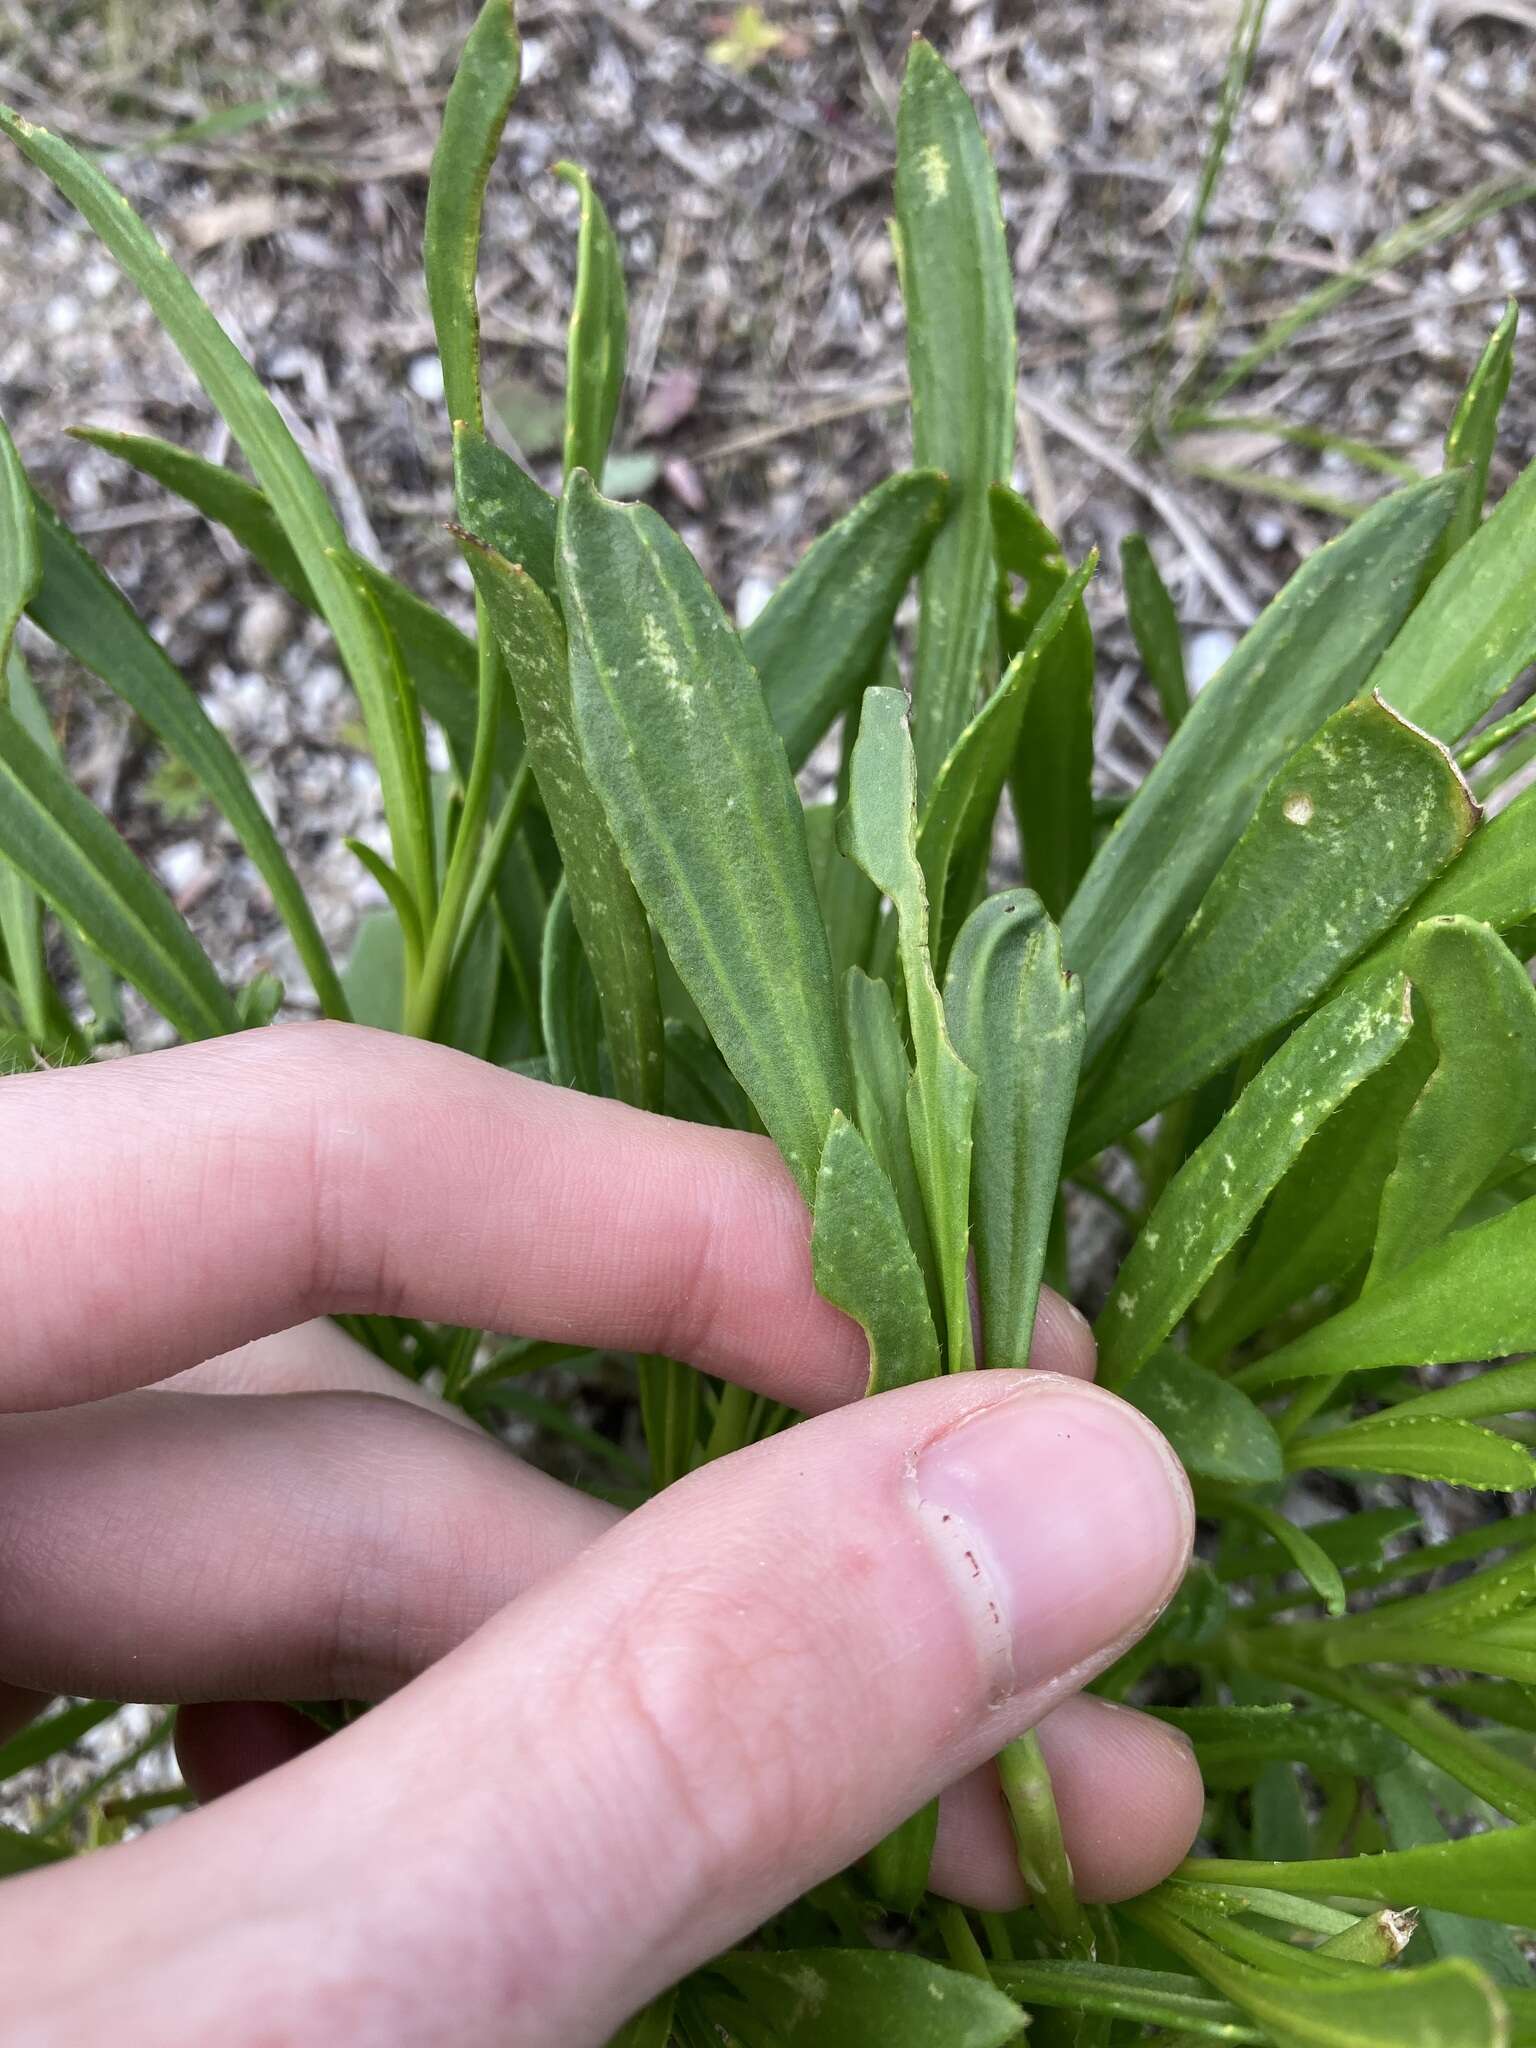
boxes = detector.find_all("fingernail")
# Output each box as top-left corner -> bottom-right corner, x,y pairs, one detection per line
914,1383 -> 1192,1697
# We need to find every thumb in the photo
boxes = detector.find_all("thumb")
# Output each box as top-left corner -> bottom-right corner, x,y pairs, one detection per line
5,1372 -> 1192,2047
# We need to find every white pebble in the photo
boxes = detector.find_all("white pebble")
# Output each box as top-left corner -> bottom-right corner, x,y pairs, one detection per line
408,353 -> 446,403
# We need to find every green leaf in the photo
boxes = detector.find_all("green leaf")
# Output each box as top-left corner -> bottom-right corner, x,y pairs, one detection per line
944,890 -> 1082,1365
922,555 -> 1096,956
1378,1762 -> 1536,1987
540,878 -> 601,1094
996,1726 -> 1096,1956
1062,472 -> 1462,1061
864,1799 -> 940,1919
1367,778 -> 1536,970
811,1110 -> 940,1393
1370,453 -> 1536,744
453,423 -> 560,603
0,1699 -> 117,1781
605,1991 -> 675,2048
0,411 -> 37,680
1304,1678 -> 1536,1829
1220,1497 -> 1348,1617
806,803 -> 881,985
1121,531 -> 1190,731
423,0 -> 520,434
1138,1899 -> 1508,2048
1127,1347 -> 1283,1483
745,471 -> 948,772
0,108 -> 437,924
1195,1037 -> 1434,1359
342,909 -> 405,1031
559,472 -> 846,1188
1440,298 -> 1519,562
1241,1190 -> 1536,1391
991,1959 -> 1261,2040
27,491 -> 349,1020
1180,1826 -> 1536,1928
992,490 -> 1096,923
65,426 -> 501,779
554,163 -> 627,483
1368,916 -> 1536,1281
1073,695 -> 1477,1158
0,1824 -> 68,1874
841,687 -> 976,1368
896,39 -> 1015,793
708,1949 -> 1026,2048
1293,1414 -> 1536,1492
1096,971 -> 1413,1388
841,965 -> 939,1314
460,527 -> 663,1111
1149,1705 -> 1403,1779
0,703 -> 236,1040
1218,1506 -> 1420,1586
1386,1357 -> 1536,1425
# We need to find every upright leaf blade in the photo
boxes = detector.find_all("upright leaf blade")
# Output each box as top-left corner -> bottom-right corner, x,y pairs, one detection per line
1179,1828 -> 1536,1928
992,488 -> 1096,918
1369,915 -> 1536,1280
1440,297 -> 1518,562
554,163 -> 627,483
459,528 -> 663,1111
1121,532 -> 1190,732
27,492 -> 349,1020
1096,971 -> 1413,1388
1241,1190 -> 1536,1390
896,40 -> 1015,793
841,688 -> 976,1368
0,412 -> 37,680
708,1949 -> 1025,2048
0,108 -> 436,921
423,0 -> 520,433
559,473 -> 847,1191
0,705 -> 236,1040
745,470 -> 948,772
452,425 -> 560,600
1370,455 -> 1536,743
944,889 -> 1082,1366
812,1111 -> 940,1394
1061,472 -> 1461,1059
1073,694 -> 1477,1156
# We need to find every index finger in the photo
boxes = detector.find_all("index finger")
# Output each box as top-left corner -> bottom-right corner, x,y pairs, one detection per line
1,1022 -> 1093,1411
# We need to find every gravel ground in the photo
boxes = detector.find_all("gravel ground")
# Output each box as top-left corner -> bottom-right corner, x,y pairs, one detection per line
1,0 -> 1534,1848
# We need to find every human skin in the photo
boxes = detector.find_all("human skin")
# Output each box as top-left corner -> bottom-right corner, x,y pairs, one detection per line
0,1024 -> 1200,2046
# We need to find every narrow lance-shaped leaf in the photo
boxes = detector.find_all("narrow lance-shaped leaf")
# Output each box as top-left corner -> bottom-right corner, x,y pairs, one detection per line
944,890 -> 1082,1366
1096,970 -> 1413,1389
27,491 -> 349,1020
460,527 -> 663,1112
1370,915 -> 1536,1281
65,426 -> 507,780
1131,1900 -> 1509,2048
1294,1413 -> 1536,1492
805,804 -> 881,986
895,39 -> 1015,793
555,163 -> 627,484
0,109 -> 437,922
745,469 -> 948,772
1148,1705 -> 1403,1779
705,1948 -> 1026,2048
812,1112 -> 940,1394
1121,532 -> 1190,732
1125,1348 -> 1283,1486
921,555 -> 1096,959
993,487 -> 1095,919
990,1958 -> 1262,2041
1179,1827 -> 1536,1930
559,473 -> 847,1191
0,420 -> 53,1048
842,965 -> 939,1321
0,705 -> 236,1040
1218,1496 -> 1346,1616
1378,1763 -> 1536,1989
1240,1187 -> 1536,1391
423,0 -> 520,433
1369,453 -> 1536,744
540,879 -> 601,1095
1438,297 -> 1518,564
841,687 -> 976,1368
1062,471 -> 1462,1060
1072,693 -> 1477,1161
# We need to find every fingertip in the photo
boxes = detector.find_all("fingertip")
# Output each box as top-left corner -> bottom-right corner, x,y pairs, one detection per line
1028,1288 -> 1097,1381
929,1696 -> 1206,1910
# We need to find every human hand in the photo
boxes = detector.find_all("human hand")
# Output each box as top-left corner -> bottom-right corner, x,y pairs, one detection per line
0,1024 -> 1198,2046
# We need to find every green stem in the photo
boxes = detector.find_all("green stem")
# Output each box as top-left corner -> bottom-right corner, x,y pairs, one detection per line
1458,692 -> 1536,773
700,1379 -> 755,1465
934,1901 -> 992,1982
406,600 -> 505,1038
451,754 -> 535,979
996,1729 -> 1096,1959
